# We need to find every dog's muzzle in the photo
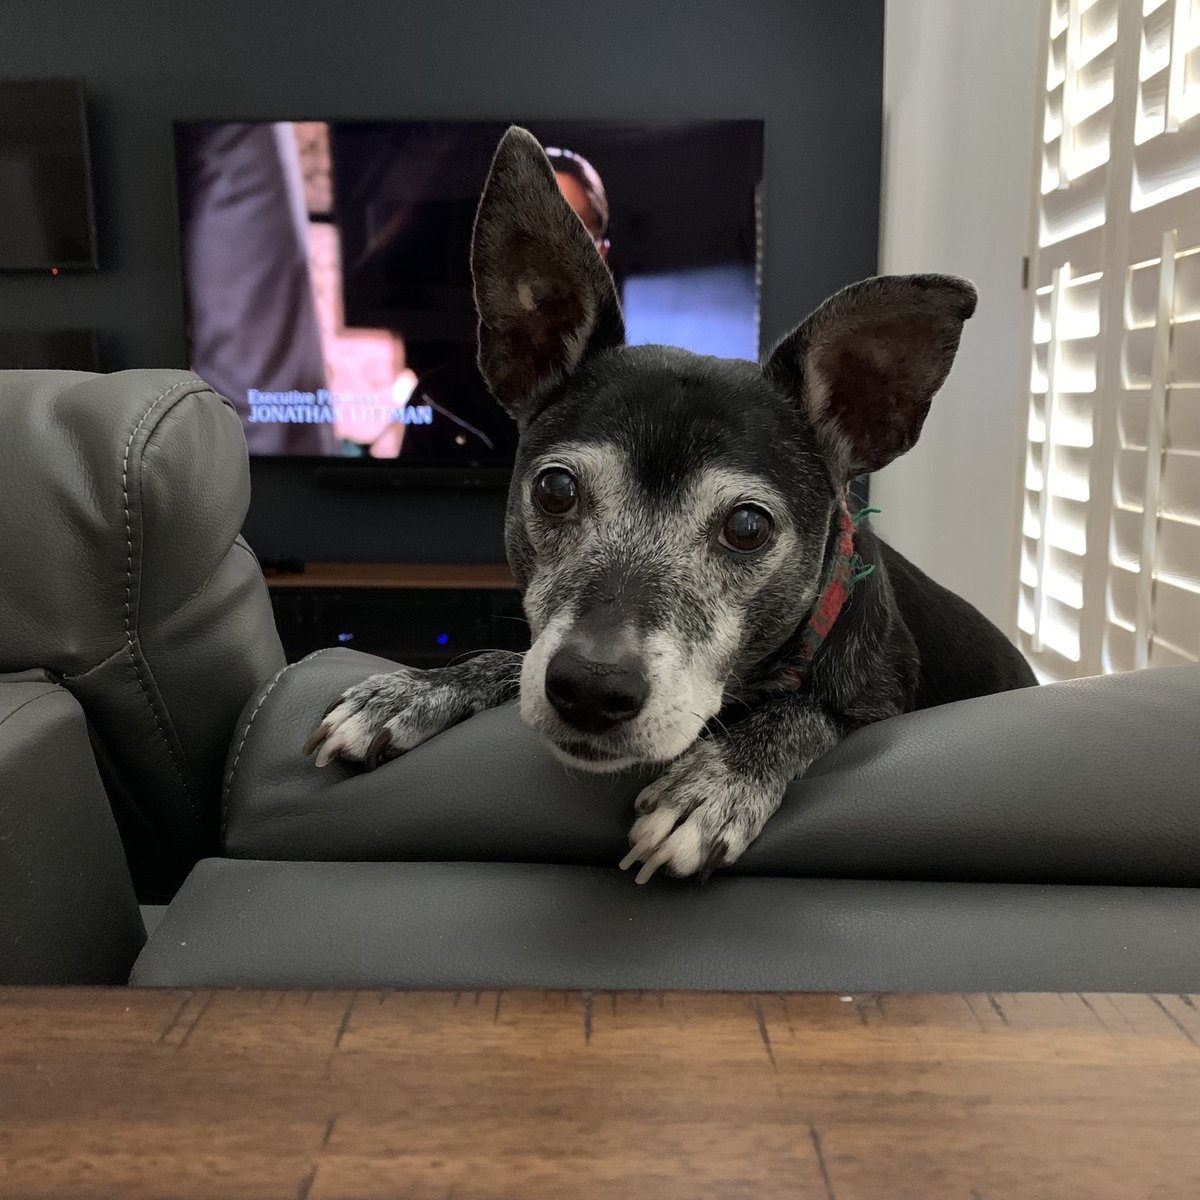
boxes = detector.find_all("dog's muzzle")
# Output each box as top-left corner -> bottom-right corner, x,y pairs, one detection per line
520,604 -> 714,772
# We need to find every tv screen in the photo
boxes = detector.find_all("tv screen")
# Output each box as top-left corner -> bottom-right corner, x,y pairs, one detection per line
174,119 -> 763,463
0,80 -> 98,271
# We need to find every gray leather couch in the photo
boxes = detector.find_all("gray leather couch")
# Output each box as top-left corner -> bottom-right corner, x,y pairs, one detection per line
3,368 -> 1199,991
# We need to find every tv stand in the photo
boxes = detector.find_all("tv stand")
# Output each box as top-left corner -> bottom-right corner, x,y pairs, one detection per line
263,562 -> 525,666
264,562 -> 516,590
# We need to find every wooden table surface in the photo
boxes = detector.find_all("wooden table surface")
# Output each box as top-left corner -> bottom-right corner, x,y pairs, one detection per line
2,988 -> 1199,1199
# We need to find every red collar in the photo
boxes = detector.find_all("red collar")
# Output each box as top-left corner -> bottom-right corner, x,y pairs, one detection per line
784,491 -> 876,688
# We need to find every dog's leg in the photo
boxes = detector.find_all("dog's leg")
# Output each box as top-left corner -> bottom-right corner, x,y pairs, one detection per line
303,651 -> 523,770
621,700 -> 842,882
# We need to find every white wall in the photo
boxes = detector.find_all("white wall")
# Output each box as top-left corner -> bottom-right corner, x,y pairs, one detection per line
874,0 -> 1041,635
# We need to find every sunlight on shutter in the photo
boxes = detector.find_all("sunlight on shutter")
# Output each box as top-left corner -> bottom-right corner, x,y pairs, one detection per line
1022,0 -> 1200,678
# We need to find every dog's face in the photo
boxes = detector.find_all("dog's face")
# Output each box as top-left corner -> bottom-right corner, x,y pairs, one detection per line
471,128 -> 975,772
503,350 -> 833,771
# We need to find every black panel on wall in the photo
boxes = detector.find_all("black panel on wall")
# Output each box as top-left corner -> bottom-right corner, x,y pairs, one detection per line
0,0 -> 883,565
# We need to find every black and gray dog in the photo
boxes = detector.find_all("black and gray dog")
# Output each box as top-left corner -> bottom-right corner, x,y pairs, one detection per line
305,127 -> 1035,883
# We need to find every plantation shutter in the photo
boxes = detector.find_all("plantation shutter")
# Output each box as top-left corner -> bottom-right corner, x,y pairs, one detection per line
1020,0 -> 1200,679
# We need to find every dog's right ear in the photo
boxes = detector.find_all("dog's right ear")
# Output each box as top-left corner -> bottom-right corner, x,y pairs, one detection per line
471,127 -> 625,421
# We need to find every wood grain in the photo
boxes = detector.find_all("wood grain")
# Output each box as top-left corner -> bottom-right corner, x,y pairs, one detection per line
263,563 -> 516,590
1,989 -> 1199,1199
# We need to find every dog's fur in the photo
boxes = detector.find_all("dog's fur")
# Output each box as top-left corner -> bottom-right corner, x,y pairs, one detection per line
305,127 -> 1036,881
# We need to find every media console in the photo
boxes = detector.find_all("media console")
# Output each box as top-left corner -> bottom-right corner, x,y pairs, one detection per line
264,563 -> 528,667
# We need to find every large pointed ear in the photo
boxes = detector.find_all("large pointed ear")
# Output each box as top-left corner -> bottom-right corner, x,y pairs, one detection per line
470,126 -> 625,419
764,274 -> 977,477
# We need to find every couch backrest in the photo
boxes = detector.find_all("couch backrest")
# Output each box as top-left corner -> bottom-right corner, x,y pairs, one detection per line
0,369 -> 285,899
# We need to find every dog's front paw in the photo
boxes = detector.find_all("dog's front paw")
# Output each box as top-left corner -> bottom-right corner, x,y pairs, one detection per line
302,668 -> 472,770
619,742 -> 783,884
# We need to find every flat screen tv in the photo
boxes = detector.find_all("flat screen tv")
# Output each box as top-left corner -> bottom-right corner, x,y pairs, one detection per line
0,80 -> 98,272
173,119 -> 763,466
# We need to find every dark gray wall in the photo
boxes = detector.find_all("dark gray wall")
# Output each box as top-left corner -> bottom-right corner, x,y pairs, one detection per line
1,0 -> 883,564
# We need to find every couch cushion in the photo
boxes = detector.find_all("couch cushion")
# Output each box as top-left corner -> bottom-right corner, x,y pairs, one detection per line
223,648 -> 1200,887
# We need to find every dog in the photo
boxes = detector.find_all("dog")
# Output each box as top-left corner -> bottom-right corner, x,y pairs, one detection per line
304,126 -> 1036,883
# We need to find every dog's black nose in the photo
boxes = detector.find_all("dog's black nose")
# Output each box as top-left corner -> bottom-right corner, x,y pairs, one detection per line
544,645 -> 649,733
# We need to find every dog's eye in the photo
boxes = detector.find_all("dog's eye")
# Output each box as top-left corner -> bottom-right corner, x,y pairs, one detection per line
720,505 -> 773,553
533,468 -> 579,516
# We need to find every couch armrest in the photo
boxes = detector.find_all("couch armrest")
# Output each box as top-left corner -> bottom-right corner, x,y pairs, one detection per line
222,649 -> 1200,888
0,680 -> 145,983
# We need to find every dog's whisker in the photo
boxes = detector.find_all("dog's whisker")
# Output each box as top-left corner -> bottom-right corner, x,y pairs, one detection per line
696,710 -> 731,740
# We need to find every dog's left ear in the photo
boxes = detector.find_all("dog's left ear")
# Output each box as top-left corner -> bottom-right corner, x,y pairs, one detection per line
764,274 -> 977,477
471,126 -> 625,421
